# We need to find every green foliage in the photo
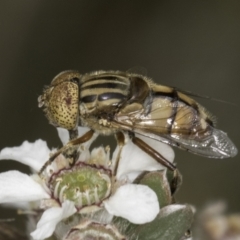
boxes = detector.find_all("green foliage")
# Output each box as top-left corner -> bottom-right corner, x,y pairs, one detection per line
114,170 -> 194,240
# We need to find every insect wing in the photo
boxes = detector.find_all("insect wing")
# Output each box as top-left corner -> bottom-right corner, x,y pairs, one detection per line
163,127 -> 238,158
113,96 -> 238,158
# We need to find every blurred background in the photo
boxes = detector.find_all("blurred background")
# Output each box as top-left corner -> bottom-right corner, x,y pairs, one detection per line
0,0 -> 239,231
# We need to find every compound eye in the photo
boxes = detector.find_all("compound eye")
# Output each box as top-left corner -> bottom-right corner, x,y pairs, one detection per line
51,70 -> 80,85
48,81 -> 79,129
40,71 -> 80,130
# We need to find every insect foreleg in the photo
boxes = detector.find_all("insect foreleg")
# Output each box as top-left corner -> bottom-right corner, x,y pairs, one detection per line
113,132 -> 125,176
39,130 -> 95,175
131,134 -> 176,171
68,128 -> 79,140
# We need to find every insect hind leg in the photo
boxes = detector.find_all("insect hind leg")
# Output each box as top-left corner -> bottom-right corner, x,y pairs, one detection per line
130,133 -> 176,171
39,130 -> 95,174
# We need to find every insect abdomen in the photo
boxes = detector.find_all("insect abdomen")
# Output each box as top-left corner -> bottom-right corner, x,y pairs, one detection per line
152,87 -> 213,138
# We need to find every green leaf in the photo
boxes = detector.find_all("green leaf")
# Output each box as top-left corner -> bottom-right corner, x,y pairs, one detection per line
113,216 -> 137,236
132,204 -> 194,240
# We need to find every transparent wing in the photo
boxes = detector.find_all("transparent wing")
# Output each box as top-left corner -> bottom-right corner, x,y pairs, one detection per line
113,97 -> 238,159
132,127 -> 238,159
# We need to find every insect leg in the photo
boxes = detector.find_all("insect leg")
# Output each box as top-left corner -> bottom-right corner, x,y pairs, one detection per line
131,135 -> 176,171
39,130 -> 95,174
168,169 -> 182,195
68,128 -> 79,140
113,132 -> 125,176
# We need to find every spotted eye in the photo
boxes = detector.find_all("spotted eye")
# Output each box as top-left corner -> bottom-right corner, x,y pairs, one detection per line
51,70 -> 80,85
39,71 -> 81,130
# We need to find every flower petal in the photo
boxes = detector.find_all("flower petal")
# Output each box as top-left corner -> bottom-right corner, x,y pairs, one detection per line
114,134 -> 175,180
0,171 -> 49,203
30,200 -> 76,240
57,128 -> 69,145
104,184 -> 159,224
0,140 -> 50,172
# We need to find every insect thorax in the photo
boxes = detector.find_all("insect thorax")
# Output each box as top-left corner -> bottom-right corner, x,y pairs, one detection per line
77,71 -> 130,134
78,71 -> 151,135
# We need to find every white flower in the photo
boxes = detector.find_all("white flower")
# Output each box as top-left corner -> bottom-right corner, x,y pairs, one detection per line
0,171 -> 49,203
104,184 -> 159,224
0,127 -> 175,239
0,139 -> 50,172
114,133 -> 175,181
31,200 -> 76,240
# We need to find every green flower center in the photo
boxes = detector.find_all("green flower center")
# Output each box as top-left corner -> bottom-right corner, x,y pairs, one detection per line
49,163 -> 112,209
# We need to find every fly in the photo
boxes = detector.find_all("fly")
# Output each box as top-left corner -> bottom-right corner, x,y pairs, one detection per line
38,70 -> 238,173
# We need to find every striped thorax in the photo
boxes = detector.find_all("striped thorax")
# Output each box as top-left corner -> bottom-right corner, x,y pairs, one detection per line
78,71 -> 130,134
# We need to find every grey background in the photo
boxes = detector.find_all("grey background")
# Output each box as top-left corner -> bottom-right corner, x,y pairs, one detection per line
0,0 -> 239,229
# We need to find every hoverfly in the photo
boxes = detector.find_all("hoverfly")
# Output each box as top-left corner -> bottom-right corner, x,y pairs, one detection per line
38,70 -> 238,172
